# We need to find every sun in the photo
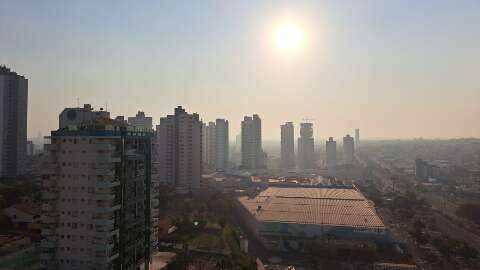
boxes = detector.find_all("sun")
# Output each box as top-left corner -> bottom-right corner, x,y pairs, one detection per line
275,24 -> 303,49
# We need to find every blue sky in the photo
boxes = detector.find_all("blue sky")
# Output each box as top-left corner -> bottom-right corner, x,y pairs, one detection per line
1,0 -> 479,140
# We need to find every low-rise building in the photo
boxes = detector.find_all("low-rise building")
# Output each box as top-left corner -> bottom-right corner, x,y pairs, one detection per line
3,202 -> 41,230
236,186 -> 388,251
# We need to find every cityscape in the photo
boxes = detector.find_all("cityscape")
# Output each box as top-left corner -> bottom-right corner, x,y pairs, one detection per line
1,1 -> 480,270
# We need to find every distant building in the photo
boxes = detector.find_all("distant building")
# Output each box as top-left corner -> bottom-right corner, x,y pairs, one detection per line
128,110 -> 153,130
415,158 -> 432,180
297,123 -> 315,169
58,104 -> 109,129
241,114 -> 264,170
280,122 -> 295,169
355,128 -> 360,148
343,134 -> 355,165
326,137 -> 337,176
215,119 -> 229,171
0,66 -> 28,178
26,140 -> 35,156
41,107 -> 156,270
157,106 -> 202,194
203,121 -> 216,168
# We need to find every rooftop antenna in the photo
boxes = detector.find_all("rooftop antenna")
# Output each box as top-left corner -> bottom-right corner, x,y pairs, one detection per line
105,102 -> 108,112
76,97 -> 80,107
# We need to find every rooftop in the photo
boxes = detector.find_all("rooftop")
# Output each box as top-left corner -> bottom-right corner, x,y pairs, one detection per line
238,187 -> 385,229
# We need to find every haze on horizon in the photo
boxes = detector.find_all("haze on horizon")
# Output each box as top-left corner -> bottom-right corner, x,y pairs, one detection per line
1,0 -> 479,141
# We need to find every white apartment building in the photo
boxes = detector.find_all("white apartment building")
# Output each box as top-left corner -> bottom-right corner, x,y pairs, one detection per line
156,106 -> 202,194
128,111 -> 153,130
40,106 -> 156,270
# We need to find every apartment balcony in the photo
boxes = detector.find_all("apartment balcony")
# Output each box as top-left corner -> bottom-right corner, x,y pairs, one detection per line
42,163 -> 59,173
94,193 -> 116,201
94,144 -> 117,152
42,179 -> 57,188
41,191 -> 59,200
86,167 -> 115,176
96,179 -> 120,189
93,241 -> 115,252
95,199 -> 121,212
41,228 -> 55,237
40,240 -> 56,249
93,217 -> 115,227
41,214 -> 58,224
39,252 -> 53,260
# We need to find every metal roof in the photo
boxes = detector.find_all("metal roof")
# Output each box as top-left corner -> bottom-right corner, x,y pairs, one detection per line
238,187 -> 385,229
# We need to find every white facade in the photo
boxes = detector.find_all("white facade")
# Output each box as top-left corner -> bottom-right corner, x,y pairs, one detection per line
128,111 -> 153,130
326,137 -> 337,176
355,128 -> 360,148
215,119 -> 229,171
0,66 -> 28,178
40,112 -> 155,270
58,104 -> 110,129
156,106 -> 202,194
343,134 -> 355,165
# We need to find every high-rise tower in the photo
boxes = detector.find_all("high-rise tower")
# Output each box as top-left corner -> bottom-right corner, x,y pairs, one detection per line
215,119 -> 229,171
298,123 -> 315,170
343,134 -> 355,165
156,106 -> 202,194
0,66 -> 28,178
280,122 -> 295,169
241,114 -> 264,169
326,137 -> 337,176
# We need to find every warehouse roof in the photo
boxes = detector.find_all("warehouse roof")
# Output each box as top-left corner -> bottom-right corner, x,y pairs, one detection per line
238,187 -> 385,229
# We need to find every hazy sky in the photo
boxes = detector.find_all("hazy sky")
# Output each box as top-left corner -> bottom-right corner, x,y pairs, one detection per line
1,0 -> 479,140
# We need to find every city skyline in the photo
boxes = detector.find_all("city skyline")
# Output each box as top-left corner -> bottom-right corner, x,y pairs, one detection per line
2,0 -> 480,140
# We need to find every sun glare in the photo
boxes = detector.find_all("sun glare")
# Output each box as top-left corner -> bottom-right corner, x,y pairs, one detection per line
275,24 -> 303,49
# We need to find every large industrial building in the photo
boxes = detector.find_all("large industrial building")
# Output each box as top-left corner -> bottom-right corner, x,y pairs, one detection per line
237,186 -> 388,251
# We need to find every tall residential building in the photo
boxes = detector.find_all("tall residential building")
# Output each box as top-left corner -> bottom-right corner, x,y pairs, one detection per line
0,66 -> 28,178
280,122 -> 295,169
343,134 -> 355,165
40,106 -> 156,270
157,106 -> 202,194
241,114 -> 264,170
297,123 -> 315,170
128,111 -> 153,130
355,128 -> 360,148
215,119 -> 229,171
326,137 -> 337,176
204,122 -> 216,168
